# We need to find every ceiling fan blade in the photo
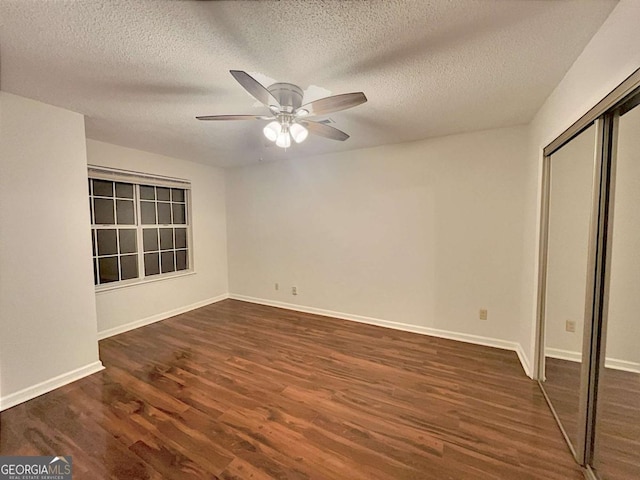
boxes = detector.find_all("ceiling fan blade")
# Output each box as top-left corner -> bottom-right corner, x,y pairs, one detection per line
230,70 -> 280,109
196,115 -> 274,121
302,121 -> 350,141
297,92 -> 367,117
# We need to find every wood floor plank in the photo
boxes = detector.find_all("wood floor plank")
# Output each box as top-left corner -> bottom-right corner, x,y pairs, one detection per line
0,299 -> 584,479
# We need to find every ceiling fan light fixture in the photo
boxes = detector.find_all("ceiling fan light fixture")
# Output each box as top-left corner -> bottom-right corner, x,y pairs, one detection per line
198,71 -> 367,149
275,127 -> 292,148
263,121 -> 281,142
290,123 -> 309,143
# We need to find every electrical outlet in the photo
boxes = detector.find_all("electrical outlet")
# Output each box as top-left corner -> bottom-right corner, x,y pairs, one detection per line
275,282 -> 279,291
479,309 -> 488,320
566,320 -> 576,333
292,286 -> 297,296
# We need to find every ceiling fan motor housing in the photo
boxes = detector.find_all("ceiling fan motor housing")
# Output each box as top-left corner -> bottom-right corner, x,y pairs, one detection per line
268,83 -> 303,112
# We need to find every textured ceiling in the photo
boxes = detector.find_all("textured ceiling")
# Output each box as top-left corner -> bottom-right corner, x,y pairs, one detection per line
0,0 -> 617,167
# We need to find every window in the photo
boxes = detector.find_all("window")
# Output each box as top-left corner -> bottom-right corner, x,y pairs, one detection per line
88,168 -> 191,288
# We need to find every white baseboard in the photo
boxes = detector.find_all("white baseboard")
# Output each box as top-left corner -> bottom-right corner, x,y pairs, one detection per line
545,348 -> 581,363
546,347 -> 640,374
97,293 -> 229,340
229,294 -> 533,378
606,358 -> 640,373
515,343 -> 533,378
0,361 -> 105,412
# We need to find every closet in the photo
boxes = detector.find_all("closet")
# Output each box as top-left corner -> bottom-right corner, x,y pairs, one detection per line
537,69 -> 640,480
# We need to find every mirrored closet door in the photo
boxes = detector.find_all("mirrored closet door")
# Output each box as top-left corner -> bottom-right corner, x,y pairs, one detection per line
592,97 -> 640,480
537,69 -> 640,480
542,123 -> 597,457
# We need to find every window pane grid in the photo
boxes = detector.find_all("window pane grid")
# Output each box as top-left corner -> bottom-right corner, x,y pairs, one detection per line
90,178 -> 190,286
91,202 -> 135,226
139,184 -> 187,226
142,226 -> 189,276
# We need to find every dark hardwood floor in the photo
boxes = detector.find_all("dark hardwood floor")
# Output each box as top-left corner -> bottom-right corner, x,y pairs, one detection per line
1,299 -> 583,479
544,356 -> 640,480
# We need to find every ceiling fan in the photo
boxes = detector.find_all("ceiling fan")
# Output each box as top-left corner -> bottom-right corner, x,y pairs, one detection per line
196,70 -> 367,148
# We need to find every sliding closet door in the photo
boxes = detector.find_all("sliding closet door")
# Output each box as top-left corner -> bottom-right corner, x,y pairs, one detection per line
542,124 -> 598,457
592,100 -> 640,479
537,70 -> 640,479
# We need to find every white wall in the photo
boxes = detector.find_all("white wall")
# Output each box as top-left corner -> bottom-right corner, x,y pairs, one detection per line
86,140 -> 228,336
522,0 -> 640,369
0,92 -> 102,409
227,126 -> 531,364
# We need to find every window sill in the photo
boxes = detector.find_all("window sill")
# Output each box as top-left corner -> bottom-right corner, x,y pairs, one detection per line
95,270 -> 196,294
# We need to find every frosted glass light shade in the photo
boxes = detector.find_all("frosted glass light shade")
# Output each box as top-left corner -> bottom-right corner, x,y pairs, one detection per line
263,121 -> 281,142
290,123 -> 309,143
276,130 -> 291,148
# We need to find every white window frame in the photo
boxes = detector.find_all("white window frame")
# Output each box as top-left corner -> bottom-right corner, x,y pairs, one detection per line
88,166 -> 194,292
